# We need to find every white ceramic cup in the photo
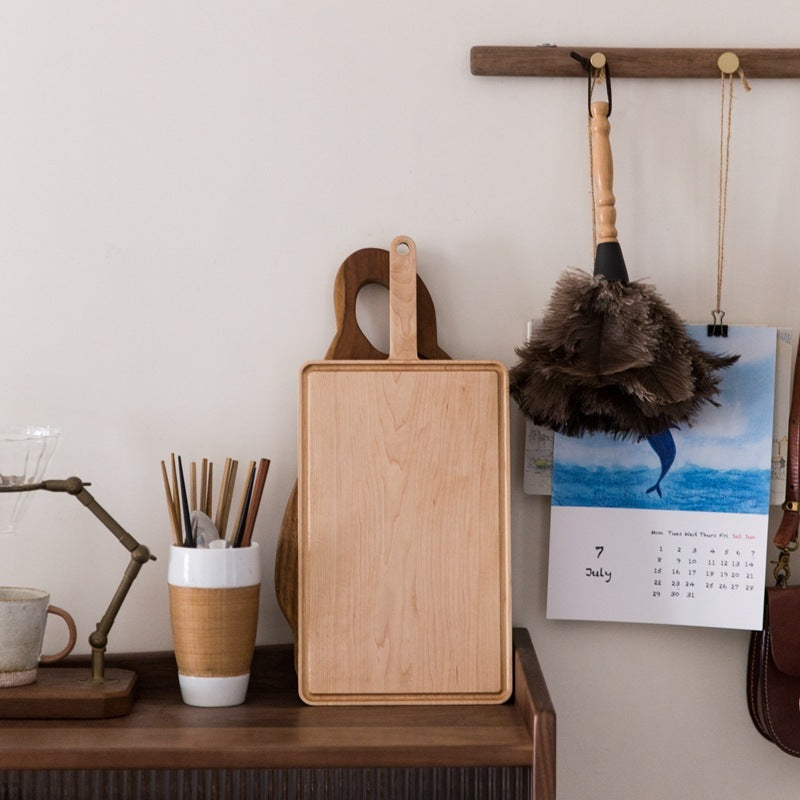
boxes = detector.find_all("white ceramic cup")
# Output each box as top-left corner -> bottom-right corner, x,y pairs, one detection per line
0,587 -> 77,688
167,543 -> 261,707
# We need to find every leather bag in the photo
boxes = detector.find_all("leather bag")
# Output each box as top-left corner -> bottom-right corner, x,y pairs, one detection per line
747,344 -> 800,755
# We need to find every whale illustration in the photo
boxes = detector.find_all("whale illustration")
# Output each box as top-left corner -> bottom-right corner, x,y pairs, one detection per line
645,428 -> 677,498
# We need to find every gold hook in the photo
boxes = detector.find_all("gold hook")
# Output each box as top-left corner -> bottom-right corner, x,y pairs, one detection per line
717,51 -> 740,74
590,52 -> 607,70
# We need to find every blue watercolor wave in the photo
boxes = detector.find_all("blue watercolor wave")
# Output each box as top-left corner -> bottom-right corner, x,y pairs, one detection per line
552,463 -> 770,514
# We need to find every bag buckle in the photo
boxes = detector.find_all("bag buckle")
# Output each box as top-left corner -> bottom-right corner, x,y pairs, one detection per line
773,541 -> 799,588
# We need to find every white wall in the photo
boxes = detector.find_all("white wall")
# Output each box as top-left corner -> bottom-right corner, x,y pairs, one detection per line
2,2 -> 799,796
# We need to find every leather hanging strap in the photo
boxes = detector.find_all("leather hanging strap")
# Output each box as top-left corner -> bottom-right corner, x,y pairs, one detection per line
774,345 -> 800,550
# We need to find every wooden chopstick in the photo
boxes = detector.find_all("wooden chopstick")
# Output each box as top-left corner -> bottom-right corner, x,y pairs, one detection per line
200,458 -> 208,515
190,461 -> 197,511
161,460 -> 182,546
232,460 -> 256,547
220,459 -> 239,540
214,458 -> 232,535
205,461 -> 213,517
241,458 -> 270,547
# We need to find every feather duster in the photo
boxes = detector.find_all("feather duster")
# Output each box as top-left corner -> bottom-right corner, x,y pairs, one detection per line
510,102 -> 739,439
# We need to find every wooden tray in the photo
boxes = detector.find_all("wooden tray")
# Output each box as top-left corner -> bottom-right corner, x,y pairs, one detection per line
298,237 -> 511,705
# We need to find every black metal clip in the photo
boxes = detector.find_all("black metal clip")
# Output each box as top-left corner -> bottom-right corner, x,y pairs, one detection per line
707,309 -> 728,337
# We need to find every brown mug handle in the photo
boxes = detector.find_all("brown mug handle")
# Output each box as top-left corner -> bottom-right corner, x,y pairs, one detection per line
39,605 -> 77,664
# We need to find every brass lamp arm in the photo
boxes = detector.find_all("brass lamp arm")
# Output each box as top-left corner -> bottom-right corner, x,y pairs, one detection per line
0,476 -> 156,682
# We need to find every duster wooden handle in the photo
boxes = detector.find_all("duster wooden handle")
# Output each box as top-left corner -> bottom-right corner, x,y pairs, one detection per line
389,236 -> 419,360
590,101 -> 618,244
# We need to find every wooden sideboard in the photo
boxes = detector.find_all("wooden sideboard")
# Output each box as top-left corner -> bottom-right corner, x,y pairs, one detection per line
0,627 -> 555,800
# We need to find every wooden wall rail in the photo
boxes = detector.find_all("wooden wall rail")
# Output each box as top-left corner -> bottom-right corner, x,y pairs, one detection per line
470,45 -> 800,79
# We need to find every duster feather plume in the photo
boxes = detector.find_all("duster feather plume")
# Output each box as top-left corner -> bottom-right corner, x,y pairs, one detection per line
510,271 -> 739,439
509,100 -> 738,439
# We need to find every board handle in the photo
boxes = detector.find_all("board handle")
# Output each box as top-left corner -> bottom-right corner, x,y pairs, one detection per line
590,101 -> 617,244
327,247 -> 449,361
389,235 -> 419,360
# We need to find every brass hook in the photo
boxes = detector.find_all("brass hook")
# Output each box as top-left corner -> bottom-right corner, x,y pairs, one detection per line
570,50 -> 612,116
718,51 -> 751,90
717,51 -> 740,74
590,52 -> 607,70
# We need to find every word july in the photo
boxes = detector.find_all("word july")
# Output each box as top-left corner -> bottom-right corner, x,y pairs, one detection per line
585,546 -> 612,583
585,566 -> 613,583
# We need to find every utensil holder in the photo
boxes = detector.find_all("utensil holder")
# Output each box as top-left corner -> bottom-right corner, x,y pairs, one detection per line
168,543 -> 261,707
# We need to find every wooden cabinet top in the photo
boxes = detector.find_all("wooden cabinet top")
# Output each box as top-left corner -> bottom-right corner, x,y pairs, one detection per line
0,628 -> 554,799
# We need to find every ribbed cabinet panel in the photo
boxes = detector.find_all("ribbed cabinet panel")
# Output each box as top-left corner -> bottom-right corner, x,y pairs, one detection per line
0,767 -> 531,800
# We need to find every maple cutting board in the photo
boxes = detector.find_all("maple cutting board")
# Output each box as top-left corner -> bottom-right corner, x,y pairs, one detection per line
297,236 -> 511,705
275,245 -> 451,636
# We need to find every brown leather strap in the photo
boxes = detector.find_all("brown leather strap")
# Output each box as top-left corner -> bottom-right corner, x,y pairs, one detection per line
774,345 -> 800,550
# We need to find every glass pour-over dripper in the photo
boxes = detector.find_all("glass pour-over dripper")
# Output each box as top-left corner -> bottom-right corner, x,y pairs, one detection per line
0,426 -> 60,534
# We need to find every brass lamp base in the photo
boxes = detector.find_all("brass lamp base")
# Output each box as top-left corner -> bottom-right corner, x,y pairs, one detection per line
0,668 -> 136,719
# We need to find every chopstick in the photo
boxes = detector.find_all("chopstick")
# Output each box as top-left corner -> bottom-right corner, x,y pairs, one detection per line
160,460 -> 182,546
216,458 -> 238,539
214,458 -> 232,535
241,458 -> 270,548
200,458 -> 209,515
170,454 -> 181,540
231,460 -> 256,548
190,461 -> 197,511
177,456 -> 195,548
205,462 -> 213,517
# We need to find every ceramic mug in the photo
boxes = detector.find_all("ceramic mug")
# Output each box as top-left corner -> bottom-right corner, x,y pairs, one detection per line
0,587 -> 77,687
168,543 -> 261,707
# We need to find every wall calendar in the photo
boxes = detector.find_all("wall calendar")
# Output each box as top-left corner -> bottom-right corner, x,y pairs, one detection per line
545,325 -> 779,630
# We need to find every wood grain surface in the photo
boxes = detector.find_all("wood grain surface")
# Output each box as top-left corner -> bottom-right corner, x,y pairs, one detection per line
388,236 -> 418,359
274,247 -> 450,634
590,101 -> 617,244
0,630 -> 550,789
297,239 -> 511,705
0,667 -> 136,719
471,45 -> 800,78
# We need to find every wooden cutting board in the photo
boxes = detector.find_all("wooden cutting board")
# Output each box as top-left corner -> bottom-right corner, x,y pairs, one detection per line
274,246 -> 450,636
297,236 -> 511,705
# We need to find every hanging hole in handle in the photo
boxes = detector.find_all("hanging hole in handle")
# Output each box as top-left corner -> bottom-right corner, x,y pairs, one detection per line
395,241 -> 410,255
355,283 -> 391,354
